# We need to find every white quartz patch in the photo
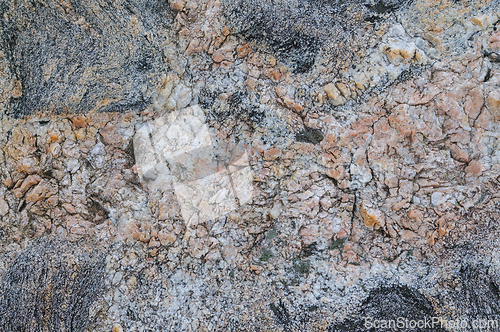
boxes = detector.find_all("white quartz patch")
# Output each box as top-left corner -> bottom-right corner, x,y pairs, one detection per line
134,105 -> 254,226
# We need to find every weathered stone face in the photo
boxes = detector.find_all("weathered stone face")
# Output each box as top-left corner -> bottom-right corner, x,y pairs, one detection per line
0,0 -> 173,117
0,240 -> 105,332
1,0 -> 500,331
223,0 -> 412,73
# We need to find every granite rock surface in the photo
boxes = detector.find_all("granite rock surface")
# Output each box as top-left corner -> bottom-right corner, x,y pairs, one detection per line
0,0 -> 500,331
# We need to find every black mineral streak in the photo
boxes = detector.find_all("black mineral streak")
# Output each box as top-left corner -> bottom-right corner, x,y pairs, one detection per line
222,0 -> 413,74
328,285 -> 445,332
270,299 -> 292,330
441,263 -> 500,324
295,127 -> 324,144
0,0 -> 174,117
0,239 -> 105,332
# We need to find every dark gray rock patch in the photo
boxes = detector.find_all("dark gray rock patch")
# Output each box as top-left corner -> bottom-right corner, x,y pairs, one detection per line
0,0 -> 174,117
328,285 -> 445,332
0,239 -> 105,332
295,127 -> 324,144
436,261 -> 500,329
222,0 -> 413,74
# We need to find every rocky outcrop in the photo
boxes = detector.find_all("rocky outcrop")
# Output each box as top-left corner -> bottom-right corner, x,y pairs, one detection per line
0,0 -> 500,331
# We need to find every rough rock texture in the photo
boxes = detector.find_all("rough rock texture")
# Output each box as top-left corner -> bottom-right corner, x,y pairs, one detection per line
0,240 -> 105,332
0,0 -> 500,331
223,0 -> 386,74
328,285 -> 446,331
0,0 -> 174,117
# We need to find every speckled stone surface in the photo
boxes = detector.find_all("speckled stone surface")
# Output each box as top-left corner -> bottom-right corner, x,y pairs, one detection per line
1,0 -> 500,331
